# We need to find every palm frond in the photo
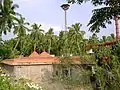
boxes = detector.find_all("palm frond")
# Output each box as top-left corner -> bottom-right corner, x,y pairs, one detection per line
67,0 -> 90,4
88,6 -> 120,33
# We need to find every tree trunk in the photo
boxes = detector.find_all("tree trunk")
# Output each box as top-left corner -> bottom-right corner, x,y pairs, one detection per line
13,39 -> 20,58
34,43 -> 36,51
48,39 -> 51,54
14,39 -> 20,51
115,16 -> 119,41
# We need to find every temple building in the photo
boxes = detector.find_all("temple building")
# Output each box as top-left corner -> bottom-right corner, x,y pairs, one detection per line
1,50 -> 92,84
1,51 -> 60,83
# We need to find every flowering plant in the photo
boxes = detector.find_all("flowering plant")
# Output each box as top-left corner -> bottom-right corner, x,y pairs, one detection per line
0,67 -> 43,90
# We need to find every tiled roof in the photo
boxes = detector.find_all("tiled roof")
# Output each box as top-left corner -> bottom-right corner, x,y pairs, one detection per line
1,51 -> 82,65
39,51 -> 52,57
1,51 -> 59,65
29,51 -> 39,57
1,57 -> 59,65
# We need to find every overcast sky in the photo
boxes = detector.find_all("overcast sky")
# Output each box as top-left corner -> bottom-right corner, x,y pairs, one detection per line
2,0 -> 116,40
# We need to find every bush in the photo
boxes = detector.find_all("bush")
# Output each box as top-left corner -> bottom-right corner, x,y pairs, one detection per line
0,68 -> 43,90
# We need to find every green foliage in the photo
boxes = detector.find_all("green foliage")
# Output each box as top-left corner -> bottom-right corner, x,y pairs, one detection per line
54,57 -> 92,90
92,42 -> 120,90
67,0 -> 120,33
80,54 -> 96,64
1,0 -> 120,89
0,0 -> 20,35
0,68 -> 43,90
0,22 -> 86,58
30,23 -> 44,51
67,0 -> 89,4
68,23 -> 85,55
67,0 -> 120,6
88,6 -> 120,33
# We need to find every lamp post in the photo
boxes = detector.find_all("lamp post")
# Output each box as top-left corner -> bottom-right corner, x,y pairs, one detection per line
61,3 -> 70,31
61,4 -> 70,56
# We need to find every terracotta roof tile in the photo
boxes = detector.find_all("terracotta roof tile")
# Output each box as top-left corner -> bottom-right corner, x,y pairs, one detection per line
1,51 -> 82,65
1,57 -> 59,65
1,51 -> 59,65
39,51 -> 52,57
29,51 -> 39,57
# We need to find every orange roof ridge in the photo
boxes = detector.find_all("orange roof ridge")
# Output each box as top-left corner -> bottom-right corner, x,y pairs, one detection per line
39,51 -> 52,57
29,51 -> 40,57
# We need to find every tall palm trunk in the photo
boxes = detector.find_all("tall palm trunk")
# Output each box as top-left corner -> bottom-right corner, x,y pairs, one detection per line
12,39 -> 20,58
34,43 -> 36,51
48,39 -> 51,54
115,16 -> 119,41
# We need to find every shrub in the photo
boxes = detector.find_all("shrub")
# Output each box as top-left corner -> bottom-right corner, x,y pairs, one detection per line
0,68 -> 43,90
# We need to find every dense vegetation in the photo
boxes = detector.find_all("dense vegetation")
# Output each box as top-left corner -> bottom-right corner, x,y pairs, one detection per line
0,18 -> 116,59
0,0 -> 120,90
0,23 -> 116,59
68,0 -> 120,33
67,0 -> 120,89
0,68 -> 43,90
0,0 -> 117,59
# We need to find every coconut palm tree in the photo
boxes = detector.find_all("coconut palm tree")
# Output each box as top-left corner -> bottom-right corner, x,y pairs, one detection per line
13,16 -> 29,54
13,16 -> 29,38
30,23 -> 44,51
45,28 -> 54,53
58,30 -> 67,56
0,0 -> 20,35
2,38 -> 19,59
21,34 -> 33,56
51,35 -> 59,55
68,23 -> 85,55
88,34 -> 99,45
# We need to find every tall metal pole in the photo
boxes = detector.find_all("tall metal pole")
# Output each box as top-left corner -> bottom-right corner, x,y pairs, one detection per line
61,4 -> 70,56
65,10 -> 67,31
61,4 -> 70,31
